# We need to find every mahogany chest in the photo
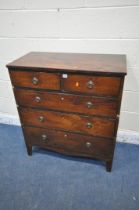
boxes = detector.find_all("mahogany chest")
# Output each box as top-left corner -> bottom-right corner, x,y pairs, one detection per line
7,52 -> 127,172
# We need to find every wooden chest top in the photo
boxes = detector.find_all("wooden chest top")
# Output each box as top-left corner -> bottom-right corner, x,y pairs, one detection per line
7,52 -> 127,75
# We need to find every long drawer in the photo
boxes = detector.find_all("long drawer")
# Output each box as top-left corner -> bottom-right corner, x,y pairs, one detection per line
23,126 -> 114,159
14,89 -> 118,117
9,71 -> 60,90
19,108 -> 116,138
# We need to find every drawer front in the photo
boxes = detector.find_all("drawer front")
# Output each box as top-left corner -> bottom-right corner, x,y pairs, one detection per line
23,126 -> 114,159
9,71 -> 60,90
20,108 -> 116,138
63,74 -> 121,96
15,89 -> 118,117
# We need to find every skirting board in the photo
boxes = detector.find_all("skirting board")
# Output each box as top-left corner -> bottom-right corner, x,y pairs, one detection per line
0,113 -> 139,145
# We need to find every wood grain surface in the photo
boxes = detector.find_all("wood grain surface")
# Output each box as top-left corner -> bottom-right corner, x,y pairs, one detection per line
23,126 -> 114,160
7,52 -> 126,75
9,71 -> 60,90
19,107 -> 116,138
14,89 -> 118,117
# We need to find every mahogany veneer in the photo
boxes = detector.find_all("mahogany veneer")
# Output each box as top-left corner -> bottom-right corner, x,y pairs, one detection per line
7,52 -> 127,172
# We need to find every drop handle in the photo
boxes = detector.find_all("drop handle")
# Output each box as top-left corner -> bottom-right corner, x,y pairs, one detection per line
38,116 -> 45,122
87,80 -> 94,89
32,77 -> 39,85
35,96 -> 41,102
41,134 -> 47,141
86,101 -> 93,109
86,142 -> 91,148
86,122 -> 93,128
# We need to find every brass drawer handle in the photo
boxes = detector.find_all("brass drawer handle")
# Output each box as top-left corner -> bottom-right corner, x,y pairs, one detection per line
38,116 -> 45,122
35,96 -> 41,103
32,77 -> 39,85
87,80 -> 94,89
86,101 -> 93,109
41,134 -> 47,141
86,142 -> 91,148
86,122 -> 93,128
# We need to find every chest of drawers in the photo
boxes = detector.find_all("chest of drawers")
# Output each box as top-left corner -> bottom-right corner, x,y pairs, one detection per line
7,52 -> 127,172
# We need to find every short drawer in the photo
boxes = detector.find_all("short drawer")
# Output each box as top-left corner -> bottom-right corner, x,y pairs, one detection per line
15,89 -> 118,117
20,108 -> 116,138
62,74 -> 121,97
23,126 -> 114,159
9,70 -> 60,90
